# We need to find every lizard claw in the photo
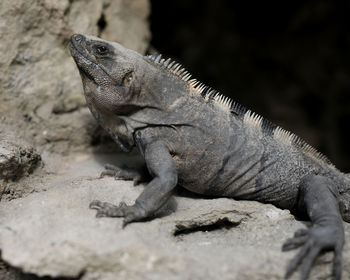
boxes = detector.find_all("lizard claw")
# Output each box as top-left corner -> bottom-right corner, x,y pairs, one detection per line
89,200 -> 127,217
99,164 -> 144,185
122,213 -> 138,228
293,228 -> 309,237
283,225 -> 344,280
99,164 -> 122,179
89,199 -> 146,225
282,228 -> 310,251
282,235 -> 308,251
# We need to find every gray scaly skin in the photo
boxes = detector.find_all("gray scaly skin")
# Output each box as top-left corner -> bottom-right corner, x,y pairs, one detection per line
69,34 -> 350,280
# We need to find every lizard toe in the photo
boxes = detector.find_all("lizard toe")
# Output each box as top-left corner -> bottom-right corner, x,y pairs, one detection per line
89,200 -> 103,209
89,200 -> 127,217
294,228 -> 309,237
333,244 -> 342,280
284,224 -> 344,280
282,235 -> 308,251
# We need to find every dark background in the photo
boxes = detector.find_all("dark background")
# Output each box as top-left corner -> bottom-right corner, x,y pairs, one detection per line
149,0 -> 350,171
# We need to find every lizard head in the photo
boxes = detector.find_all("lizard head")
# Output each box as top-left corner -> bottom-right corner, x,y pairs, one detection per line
69,34 -> 189,115
69,34 -> 145,115
69,34 -> 191,151
69,34 -> 166,152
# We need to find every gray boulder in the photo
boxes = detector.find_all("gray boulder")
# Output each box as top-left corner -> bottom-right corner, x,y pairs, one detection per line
0,154 -> 348,280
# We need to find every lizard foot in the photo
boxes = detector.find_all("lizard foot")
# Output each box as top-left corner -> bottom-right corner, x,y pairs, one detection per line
282,224 -> 344,280
99,164 -> 143,185
89,200 -> 146,227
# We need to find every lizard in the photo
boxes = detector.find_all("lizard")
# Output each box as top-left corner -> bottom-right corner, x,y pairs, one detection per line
69,33 -> 350,280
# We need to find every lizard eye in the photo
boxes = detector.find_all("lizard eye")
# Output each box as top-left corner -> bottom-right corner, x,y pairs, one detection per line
95,45 -> 108,55
123,72 -> 133,86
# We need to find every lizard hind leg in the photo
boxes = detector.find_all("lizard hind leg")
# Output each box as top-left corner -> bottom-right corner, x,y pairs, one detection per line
283,174 -> 344,280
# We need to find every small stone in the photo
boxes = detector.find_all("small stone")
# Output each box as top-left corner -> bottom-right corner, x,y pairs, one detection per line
0,141 -> 41,181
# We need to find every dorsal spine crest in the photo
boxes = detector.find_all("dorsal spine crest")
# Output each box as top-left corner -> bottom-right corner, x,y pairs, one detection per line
145,54 -> 334,167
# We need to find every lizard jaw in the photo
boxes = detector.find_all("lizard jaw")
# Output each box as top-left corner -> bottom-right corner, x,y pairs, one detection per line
69,34 -> 118,87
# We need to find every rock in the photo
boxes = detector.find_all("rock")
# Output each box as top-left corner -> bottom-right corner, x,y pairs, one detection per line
0,153 -> 348,280
0,121 -> 42,200
0,141 -> 41,181
0,0 -> 150,155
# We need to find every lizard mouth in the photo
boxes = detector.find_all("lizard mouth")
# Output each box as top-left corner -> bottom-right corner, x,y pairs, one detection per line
69,35 -> 117,85
69,34 -> 94,61
69,36 -> 100,82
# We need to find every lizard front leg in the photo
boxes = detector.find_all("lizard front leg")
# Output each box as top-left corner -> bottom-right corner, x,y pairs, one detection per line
282,175 -> 344,280
90,141 -> 177,226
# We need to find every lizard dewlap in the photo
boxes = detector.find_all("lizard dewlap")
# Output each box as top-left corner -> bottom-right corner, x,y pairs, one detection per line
70,34 -> 350,280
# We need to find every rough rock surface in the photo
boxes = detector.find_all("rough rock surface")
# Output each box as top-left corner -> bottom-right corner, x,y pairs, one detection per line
0,141 -> 41,181
0,0 -> 150,155
0,153 -> 349,280
0,121 -> 42,200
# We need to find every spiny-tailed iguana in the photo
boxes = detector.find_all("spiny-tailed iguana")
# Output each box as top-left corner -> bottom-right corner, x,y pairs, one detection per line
69,34 -> 350,280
